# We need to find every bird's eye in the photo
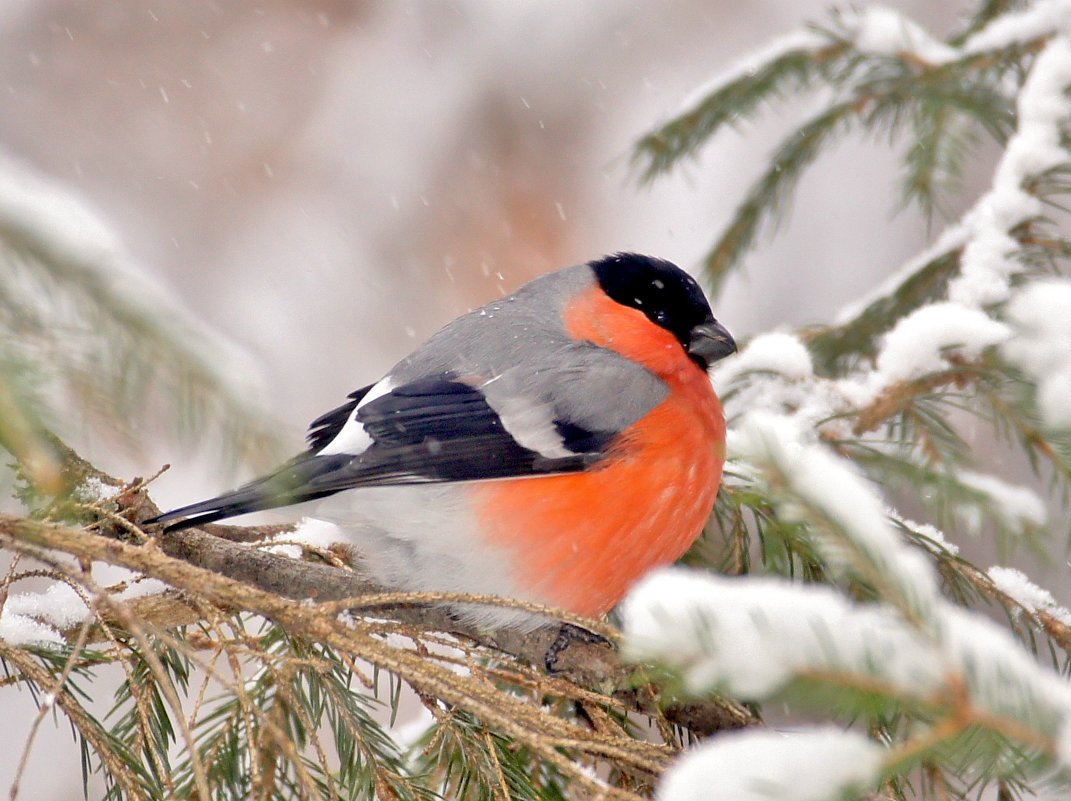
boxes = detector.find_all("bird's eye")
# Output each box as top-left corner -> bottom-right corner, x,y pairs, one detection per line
653,310 -> 669,325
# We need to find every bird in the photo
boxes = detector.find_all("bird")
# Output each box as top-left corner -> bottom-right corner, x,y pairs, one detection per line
149,253 -> 735,634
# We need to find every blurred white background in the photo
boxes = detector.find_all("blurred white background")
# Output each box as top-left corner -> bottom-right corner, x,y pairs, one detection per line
1,1 -> 976,796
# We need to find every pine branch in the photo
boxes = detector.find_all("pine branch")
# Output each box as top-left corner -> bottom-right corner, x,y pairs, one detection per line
899,79 -> 1013,222
0,343 -> 66,493
2,515 -> 669,798
0,435 -> 757,800
0,154 -> 287,487
953,0 -> 1021,44
702,100 -> 857,295
3,507 -> 753,737
632,36 -> 850,182
626,569 -> 1071,793
634,7 -> 1040,302
808,249 -> 963,373
0,642 -> 155,798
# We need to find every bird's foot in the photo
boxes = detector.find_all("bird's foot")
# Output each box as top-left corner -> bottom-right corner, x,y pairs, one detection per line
543,622 -> 613,673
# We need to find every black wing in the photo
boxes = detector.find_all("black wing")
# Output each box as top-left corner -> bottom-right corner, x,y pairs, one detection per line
347,377 -> 615,481
148,376 -> 616,531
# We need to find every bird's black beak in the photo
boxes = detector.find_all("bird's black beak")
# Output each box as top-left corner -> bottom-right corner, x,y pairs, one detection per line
687,319 -> 737,369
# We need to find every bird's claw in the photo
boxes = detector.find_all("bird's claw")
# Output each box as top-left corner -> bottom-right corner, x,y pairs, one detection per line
543,622 -> 613,673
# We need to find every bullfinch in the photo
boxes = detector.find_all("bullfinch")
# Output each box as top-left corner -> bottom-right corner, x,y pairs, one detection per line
149,253 -> 736,631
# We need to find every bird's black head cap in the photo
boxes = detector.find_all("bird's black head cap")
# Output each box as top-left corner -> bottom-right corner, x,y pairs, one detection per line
589,253 -> 735,370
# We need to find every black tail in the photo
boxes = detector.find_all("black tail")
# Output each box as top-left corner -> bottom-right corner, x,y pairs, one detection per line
145,453 -> 354,531
144,489 -> 274,531
144,477 -> 291,531
146,506 -> 242,531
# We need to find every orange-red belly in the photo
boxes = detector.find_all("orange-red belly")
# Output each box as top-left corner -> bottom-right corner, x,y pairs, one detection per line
472,385 -> 724,616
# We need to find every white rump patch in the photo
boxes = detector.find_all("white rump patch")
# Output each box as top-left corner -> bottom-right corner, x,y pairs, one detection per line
317,378 -> 394,456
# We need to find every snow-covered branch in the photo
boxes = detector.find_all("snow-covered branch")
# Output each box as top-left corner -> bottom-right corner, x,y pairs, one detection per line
0,152 -> 284,480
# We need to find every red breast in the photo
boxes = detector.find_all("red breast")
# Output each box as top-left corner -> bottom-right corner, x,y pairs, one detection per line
472,285 -> 726,616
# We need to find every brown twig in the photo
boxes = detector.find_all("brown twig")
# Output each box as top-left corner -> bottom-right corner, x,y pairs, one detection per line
0,509 -> 751,746
0,438 -> 755,801
851,363 -> 981,436
0,516 -> 670,798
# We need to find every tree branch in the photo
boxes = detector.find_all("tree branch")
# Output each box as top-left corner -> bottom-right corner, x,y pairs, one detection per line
2,446 -> 756,739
